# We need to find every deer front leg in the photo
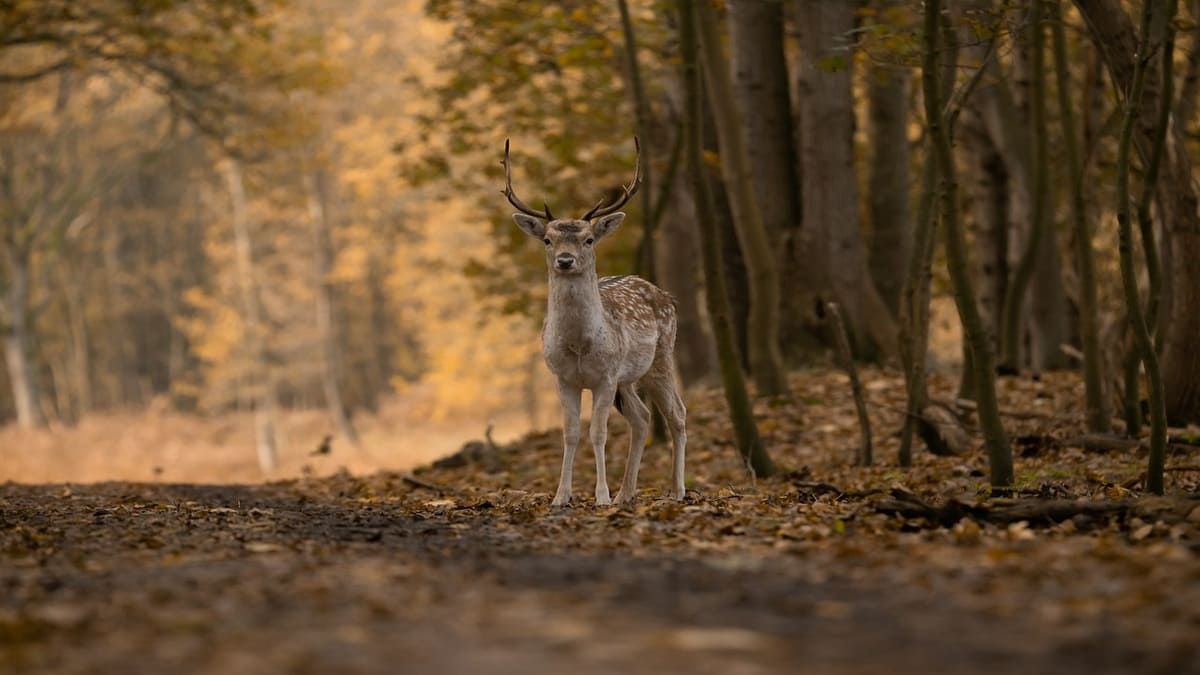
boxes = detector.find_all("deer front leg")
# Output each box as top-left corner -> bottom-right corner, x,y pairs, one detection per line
589,381 -> 617,506
552,381 -> 582,507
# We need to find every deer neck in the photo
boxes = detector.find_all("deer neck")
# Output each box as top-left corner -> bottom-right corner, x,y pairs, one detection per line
545,269 -> 608,345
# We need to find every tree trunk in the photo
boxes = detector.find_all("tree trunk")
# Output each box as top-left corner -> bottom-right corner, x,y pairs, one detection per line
958,116 -> 1009,348
57,245 -> 92,420
694,0 -> 788,397
1175,0 -> 1200,126
923,0 -> 1014,490
1075,0 -> 1200,425
728,0 -> 799,252
2,248 -> 46,429
222,159 -> 278,475
1110,0 -> 1170,494
866,1 -> 912,315
1051,0 -> 1109,433
652,98 -> 716,386
680,0 -> 774,477
307,168 -> 359,445
795,0 -> 898,359
1026,0 -> 1069,371
616,0 -> 657,282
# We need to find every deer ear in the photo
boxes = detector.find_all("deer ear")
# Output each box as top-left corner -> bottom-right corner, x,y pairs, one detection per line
513,213 -> 547,239
592,212 -> 625,240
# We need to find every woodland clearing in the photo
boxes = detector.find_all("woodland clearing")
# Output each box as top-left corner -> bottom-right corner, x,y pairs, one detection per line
2,367 -> 1199,674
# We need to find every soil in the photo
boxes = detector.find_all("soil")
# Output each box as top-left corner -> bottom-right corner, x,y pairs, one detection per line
3,368 -> 1199,674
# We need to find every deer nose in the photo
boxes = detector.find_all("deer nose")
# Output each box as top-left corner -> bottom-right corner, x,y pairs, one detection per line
555,255 -> 576,269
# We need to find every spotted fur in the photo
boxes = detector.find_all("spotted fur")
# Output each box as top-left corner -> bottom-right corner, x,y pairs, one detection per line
512,213 -> 687,506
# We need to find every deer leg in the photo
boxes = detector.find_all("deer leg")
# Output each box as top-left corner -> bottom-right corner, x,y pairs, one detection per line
589,381 -> 617,506
614,383 -> 650,505
646,375 -> 687,501
552,381 -> 582,507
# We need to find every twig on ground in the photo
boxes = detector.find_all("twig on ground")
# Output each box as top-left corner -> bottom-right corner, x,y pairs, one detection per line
401,472 -> 450,493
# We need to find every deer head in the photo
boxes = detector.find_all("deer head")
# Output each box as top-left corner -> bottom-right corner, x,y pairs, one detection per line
503,138 -> 642,275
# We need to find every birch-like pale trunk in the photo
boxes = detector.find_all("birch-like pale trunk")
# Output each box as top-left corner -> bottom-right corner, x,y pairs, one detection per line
222,159 -> 278,475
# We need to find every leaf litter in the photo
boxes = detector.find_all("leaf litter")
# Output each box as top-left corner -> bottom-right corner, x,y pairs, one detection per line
1,367 -> 1198,674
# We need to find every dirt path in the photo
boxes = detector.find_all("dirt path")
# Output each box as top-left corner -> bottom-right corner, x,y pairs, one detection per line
3,479 -> 1196,675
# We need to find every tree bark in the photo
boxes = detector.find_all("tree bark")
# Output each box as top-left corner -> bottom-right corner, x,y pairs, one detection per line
1051,0 -> 1109,433
728,0 -> 799,252
652,91 -> 716,386
1110,0 -> 1170,494
958,115 -> 1009,347
1075,0 -> 1200,425
694,0 -> 788,396
795,0 -> 898,359
1026,0 -> 1070,372
2,247 -> 46,429
616,0 -> 656,282
307,168 -> 359,445
679,0 -> 775,477
222,159 -> 278,475
866,1 -> 912,315
999,0 -> 1069,372
924,0 -> 1014,490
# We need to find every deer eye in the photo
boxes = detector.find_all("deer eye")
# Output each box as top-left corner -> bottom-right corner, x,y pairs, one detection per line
543,237 -> 551,246
584,238 -> 594,246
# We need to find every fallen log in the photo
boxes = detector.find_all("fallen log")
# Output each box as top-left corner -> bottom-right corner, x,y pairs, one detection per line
873,485 -> 1152,528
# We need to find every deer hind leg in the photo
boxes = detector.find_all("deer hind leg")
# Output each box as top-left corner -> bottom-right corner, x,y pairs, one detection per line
552,381 -> 582,507
644,372 -> 687,501
614,383 -> 650,505
589,380 -> 618,506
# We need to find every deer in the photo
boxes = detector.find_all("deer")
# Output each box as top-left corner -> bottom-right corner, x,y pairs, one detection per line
502,137 -> 687,507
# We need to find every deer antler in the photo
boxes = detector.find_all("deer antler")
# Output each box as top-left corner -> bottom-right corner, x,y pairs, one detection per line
501,138 -> 554,221
582,136 -> 642,221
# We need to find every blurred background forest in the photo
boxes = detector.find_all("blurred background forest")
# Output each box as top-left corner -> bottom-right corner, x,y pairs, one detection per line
0,0 -> 1196,488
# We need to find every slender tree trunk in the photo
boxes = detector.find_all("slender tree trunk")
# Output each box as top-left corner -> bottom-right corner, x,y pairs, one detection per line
867,1 -> 912,314
694,0 -> 788,396
652,93 -> 716,386
1000,0 -> 1060,373
307,168 -> 359,445
222,159 -> 278,475
924,0 -> 1014,490
680,0 -> 774,477
1076,0 -> 1200,425
898,153 -> 937,467
57,248 -> 92,419
616,0 -> 656,282
1051,0 -> 1108,433
795,0 -> 898,359
1111,0 -> 1170,494
2,247 -> 46,429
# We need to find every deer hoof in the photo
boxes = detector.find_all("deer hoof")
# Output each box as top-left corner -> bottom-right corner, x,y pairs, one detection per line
614,489 -> 636,505
669,486 -> 686,501
551,492 -> 571,507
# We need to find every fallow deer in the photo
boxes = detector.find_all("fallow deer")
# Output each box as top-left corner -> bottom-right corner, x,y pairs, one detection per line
503,138 -> 687,506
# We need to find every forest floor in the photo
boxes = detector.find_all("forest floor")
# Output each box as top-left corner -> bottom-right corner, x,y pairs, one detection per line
3,368 -> 1200,674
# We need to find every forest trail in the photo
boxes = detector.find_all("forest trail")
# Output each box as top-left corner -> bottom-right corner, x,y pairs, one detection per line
2,479 -> 1195,675
3,369 -> 1200,674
